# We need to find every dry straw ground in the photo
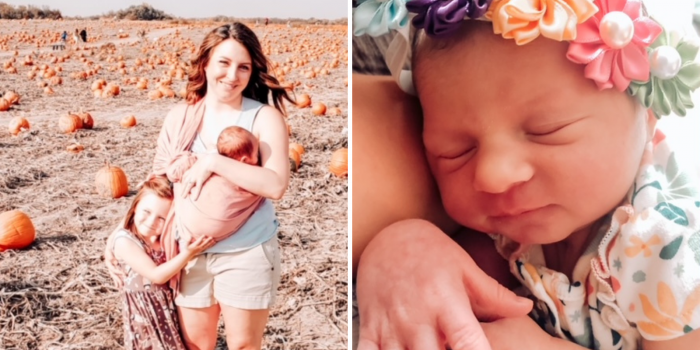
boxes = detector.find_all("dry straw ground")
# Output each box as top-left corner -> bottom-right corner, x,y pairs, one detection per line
0,19 -> 347,350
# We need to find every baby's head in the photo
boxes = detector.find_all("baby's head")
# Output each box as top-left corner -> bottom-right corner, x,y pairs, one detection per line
413,20 -> 658,245
123,176 -> 173,242
217,126 -> 260,166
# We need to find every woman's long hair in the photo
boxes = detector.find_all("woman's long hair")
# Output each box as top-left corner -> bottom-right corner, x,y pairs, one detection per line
186,22 -> 295,115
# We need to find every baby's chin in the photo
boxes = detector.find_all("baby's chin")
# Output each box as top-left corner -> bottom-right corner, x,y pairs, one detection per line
462,218 -> 574,246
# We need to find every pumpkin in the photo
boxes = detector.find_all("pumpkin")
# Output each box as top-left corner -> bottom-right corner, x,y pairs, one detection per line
79,112 -> 94,129
312,103 -> 326,116
67,144 -> 85,153
148,89 -> 163,100
328,107 -> 342,116
4,91 -> 19,105
289,148 -> 301,172
0,98 -> 11,112
120,115 -> 137,128
0,210 -> 36,252
44,86 -> 54,95
8,117 -> 30,135
329,148 -> 348,177
289,143 -> 305,156
59,114 -> 83,133
95,161 -> 129,199
296,93 -> 311,108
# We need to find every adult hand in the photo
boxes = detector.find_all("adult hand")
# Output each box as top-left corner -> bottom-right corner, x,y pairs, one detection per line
180,154 -> 216,200
356,219 -> 533,350
104,228 -> 125,288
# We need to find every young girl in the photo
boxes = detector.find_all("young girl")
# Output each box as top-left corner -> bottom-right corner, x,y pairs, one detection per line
111,176 -> 215,350
354,0 -> 700,349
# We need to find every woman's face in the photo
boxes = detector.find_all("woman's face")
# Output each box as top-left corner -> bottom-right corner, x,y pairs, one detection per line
133,193 -> 171,241
414,23 -> 656,245
204,39 -> 253,103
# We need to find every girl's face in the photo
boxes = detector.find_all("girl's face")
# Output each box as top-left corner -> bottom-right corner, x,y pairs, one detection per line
205,39 -> 253,103
414,23 -> 656,245
133,192 -> 171,241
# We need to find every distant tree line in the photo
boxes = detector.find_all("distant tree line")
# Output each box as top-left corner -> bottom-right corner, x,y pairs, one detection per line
0,1 -> 347,24
0,2 -> 62,19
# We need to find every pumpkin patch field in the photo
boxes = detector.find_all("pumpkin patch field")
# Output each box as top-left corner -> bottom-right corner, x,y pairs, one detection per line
0,19 -> 347,350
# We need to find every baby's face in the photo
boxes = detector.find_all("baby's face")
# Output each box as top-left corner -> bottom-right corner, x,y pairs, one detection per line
414,22 -> 655,245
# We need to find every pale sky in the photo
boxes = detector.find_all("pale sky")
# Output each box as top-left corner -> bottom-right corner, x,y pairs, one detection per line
2,0 -> 348,20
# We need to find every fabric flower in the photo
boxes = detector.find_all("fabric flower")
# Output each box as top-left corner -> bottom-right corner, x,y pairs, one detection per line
628,29 -> 700,117
406,0 -> 493,37
353,0 -> 410,37
566,0 -> 662,91
486,0 -> 598,45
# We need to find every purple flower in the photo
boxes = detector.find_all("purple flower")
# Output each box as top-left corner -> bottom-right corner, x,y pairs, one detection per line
406,0 -> 492,37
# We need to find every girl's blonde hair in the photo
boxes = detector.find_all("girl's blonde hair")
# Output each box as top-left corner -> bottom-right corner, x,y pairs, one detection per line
122,176 -> 173,235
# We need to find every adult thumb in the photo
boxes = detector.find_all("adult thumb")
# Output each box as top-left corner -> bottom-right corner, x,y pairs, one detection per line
464,264 -> 533,321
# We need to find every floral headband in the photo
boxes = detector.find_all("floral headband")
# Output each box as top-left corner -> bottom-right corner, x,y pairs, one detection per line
353,0 -> 700,117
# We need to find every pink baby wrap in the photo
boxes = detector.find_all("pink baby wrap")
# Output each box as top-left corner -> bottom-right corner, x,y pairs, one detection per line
151,100 -> 261,292
169,153 -> 264,241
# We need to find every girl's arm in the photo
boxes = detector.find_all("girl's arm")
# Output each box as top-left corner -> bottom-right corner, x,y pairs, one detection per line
113,236 -> 214,285
182,106 -> 289,200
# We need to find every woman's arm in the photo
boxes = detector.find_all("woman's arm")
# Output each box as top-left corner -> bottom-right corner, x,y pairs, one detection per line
643,330 -> 700,350
184,106 -> 289,200
352,73 -> 459,276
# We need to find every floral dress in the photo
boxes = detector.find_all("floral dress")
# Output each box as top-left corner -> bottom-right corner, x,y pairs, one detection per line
495,129 -> 700,349
113,229 -> 187,350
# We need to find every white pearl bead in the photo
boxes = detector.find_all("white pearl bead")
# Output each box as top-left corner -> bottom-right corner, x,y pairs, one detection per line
599,11 -> 635,49
649,46 -> 682,80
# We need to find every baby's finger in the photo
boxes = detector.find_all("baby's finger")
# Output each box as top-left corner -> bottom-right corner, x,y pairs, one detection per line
407,325 -> 444,350
438,299 -> 492,350
355,338 -> 379,350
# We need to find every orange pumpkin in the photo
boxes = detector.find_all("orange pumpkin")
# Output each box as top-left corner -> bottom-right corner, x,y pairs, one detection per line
328,107 -> 342,116
79,112 -> 94,129
312,103 -> 327,116
329,148 -> 348,177
0,210 -> 36,252
289,148 -> 301,172
296,93 -> 311,108
95,161 -> 129,199
4,91 -> 19,105
0,98 -> 11,111
289,143 -> 305,156
120,115 -> 137,128
8,117 -> 30,135
58,114 -> 83,133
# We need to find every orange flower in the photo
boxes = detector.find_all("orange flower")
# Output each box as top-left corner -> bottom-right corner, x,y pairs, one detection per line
624,234 -> 662,258
638,281 -> 700,338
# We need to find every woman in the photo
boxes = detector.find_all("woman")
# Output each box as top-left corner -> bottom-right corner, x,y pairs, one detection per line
106,22 -> 292,350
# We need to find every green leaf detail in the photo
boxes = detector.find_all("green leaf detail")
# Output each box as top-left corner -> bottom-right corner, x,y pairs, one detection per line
659,236 -> 684,260
655,202 -> 689,226
689,232 -> 700,266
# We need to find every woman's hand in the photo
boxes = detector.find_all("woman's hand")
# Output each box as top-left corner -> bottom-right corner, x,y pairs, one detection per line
180,154 -> 217,200
356,219 -> 533,350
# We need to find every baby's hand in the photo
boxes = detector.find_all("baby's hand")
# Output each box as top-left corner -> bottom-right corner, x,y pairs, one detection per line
356,219 -> 533,350
482,316 -> 559,350
181,236 -> 216,257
